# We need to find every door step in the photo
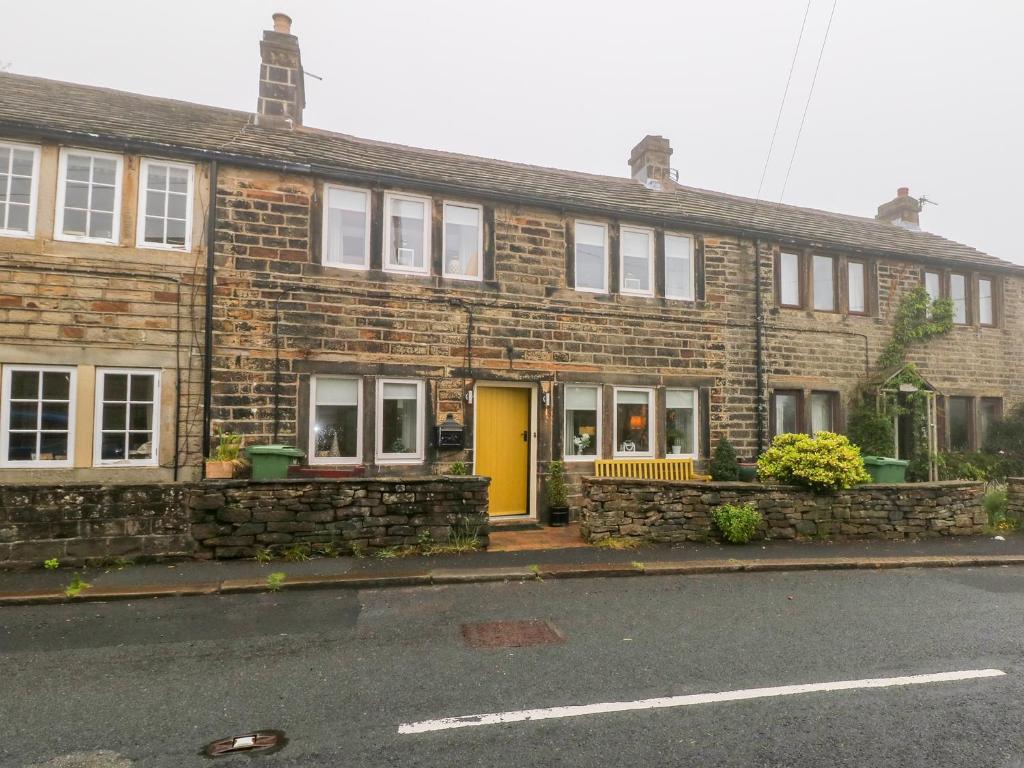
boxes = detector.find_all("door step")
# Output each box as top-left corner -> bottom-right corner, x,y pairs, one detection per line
489,520 -> 544,532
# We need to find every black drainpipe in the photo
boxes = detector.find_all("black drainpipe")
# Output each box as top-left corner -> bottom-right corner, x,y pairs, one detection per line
201,160 -> 218,467
754,238 -> 766,456
272,292 -> 285,443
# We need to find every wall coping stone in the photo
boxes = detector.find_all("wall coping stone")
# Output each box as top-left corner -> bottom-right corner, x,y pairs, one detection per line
195,476 -> 489,489
581,477 -> 983,492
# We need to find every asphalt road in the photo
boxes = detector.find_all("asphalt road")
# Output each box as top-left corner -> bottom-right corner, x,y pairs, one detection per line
3,567 -> 1024,767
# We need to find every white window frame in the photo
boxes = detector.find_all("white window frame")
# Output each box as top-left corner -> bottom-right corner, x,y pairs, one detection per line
779,251 -> 802,307
55,147 -> 124,245
383,191 -> 432,276
612,386 -> 656,459
0,364 -> 77,468
135,158 -> 195,252
665,387 -> 699,459
0,141 -> 41,239
812,254 -> 836,312
441,201 -> 484,282
950,272 -> 968,324
978,277 -> 994,326
309,375 -> 363,466
375,378 -> 425,465
664,232 -> 696,301
573,220 -> 608,294
562,384 -> 602,462
322,183 -> 371,270
619,225 -> 655,297
93,367 -> 161,467
847,260 -> 867,314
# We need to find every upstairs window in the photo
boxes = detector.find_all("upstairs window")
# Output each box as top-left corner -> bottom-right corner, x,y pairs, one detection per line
563,385 -> 600,460
442,202 -> 483,281
924,271 -> 941,302
950,273 -> 968,324
613,387 -> 653,457
574,221 -> 607,293
1,366 -> 76,467
847,261 -> 867,314
664,233 -> 694,300
375,379 -> 424,464
310,376 -> 361,464
812,255 -> 835,311
383,193 -> 431,275
0,141 -> 39,237
620,226 -> 654,296
324,185 -> 370,269
95,369 -> 159,466
978,278 -> 994,326
56,149 -> 122,244
137,159 -> 193,251
665,388 -> 697,457
778,252 -> 801,307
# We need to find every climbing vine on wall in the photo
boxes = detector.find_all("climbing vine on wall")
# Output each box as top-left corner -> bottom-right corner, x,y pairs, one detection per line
876,286 -> 954,370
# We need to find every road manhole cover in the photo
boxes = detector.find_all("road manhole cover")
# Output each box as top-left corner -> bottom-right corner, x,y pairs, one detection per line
461,620 -> 564,648
202,730 -> 287,758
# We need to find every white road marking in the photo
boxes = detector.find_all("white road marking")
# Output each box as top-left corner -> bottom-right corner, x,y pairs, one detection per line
398,668 -> 1006,734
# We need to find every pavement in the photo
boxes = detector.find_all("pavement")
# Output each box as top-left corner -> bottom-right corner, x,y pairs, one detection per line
3,566 -> 1024,766
2,528 -> 1023,605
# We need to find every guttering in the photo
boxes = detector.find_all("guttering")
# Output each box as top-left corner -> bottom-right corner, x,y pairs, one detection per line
0,119 -> 1016,277
201,160 -> 218,467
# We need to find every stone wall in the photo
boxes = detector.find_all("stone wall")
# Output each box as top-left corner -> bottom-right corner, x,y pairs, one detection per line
189,476 -> 490,558
581,478 -> 986,543
1007,478 -> 1024,522
0,483 -> 191,567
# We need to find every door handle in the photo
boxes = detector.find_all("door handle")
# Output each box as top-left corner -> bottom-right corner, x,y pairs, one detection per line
522,430 -> 529,442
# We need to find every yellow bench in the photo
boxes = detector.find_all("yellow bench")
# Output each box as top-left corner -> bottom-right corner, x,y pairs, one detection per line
594,458 -> 710,481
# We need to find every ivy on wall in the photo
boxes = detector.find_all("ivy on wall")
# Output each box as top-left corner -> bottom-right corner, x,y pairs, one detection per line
876,285 -> 954,370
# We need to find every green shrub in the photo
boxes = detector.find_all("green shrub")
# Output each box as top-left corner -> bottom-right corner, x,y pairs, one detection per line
711,503 -> 763,544
846,400 -> 895,457
546,461 -> 568,507
936,452 -> 1024,482
757,432 -> 870,491
709,437 -> 739,481
448,461 -> 468,475
210,429 -> 242,461
983,402 -> 1024,456
984,484 -> 1008,527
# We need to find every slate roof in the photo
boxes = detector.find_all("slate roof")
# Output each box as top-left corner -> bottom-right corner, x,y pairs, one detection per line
0,71 -> 1015,271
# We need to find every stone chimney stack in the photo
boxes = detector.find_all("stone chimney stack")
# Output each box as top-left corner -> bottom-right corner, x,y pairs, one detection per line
256,13 -> 305,129
875,187 -> 922,230
628,135 -> 674,189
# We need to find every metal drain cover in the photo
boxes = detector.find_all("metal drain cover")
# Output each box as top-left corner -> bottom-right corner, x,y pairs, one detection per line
203,730 -> 287,757
461,620 -> 564,648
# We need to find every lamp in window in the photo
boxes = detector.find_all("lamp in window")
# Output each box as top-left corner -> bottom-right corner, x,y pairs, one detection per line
629,414 -> 646,430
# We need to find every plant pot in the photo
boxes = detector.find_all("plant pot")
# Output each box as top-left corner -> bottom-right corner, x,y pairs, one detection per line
737,463 -> 758,482
671,445 -> 682,455
548,506 -> 570,527
205,460 -> 234,479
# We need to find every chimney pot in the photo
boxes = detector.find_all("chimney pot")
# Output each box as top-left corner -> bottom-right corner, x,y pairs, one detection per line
272,13 -> 292,34
897,186 -> 909,198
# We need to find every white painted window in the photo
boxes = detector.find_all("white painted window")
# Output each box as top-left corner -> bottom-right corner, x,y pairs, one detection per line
978,278 -> 994,325
665,233 -> 694,300
773,391 -> 800,437
310,376 -> 362,464
574,221 -> 607,293
809,391 -> 835,434
563,385 -> 600,461
375,379 -> 424,464
0,141 -> 40,237
442,202 -> 483,280
323,185 -> 370,269
0,365 -> 76,468
812,254 -> 835,311
94,368 -> 160,466
779,252 -> 801,306
613,387 -> 654,458
137,159 -> 193,250
847,261 -> 866,314
950,273 -> 968,324
924,271 -> 941,302
383,192 -> 431,275
56,148 -> 123,244
620,226 -> 654,296
665,388 -> 697,457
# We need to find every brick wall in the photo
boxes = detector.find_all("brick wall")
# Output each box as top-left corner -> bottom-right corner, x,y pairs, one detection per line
581,478 -> 987,542
0,483 -> 191,566
189,477 -> 490,558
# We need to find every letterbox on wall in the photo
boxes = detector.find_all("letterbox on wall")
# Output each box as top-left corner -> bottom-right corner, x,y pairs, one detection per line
435,414 -> 465,450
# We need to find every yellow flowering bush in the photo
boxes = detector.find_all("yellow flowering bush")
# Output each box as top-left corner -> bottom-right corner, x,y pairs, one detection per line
756,432 -> 870,491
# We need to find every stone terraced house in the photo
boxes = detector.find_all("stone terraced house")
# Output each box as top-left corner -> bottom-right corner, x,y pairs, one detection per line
1,14 -> 1021,523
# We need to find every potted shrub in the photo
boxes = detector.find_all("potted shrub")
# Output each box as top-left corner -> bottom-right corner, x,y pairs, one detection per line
206,430 -> 242,479
709,437 -> 739,480
546,460 -> 570,526
667,428 -> 684,455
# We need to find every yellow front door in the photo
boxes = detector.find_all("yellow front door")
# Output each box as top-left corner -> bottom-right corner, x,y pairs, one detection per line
475,386 -> 531,516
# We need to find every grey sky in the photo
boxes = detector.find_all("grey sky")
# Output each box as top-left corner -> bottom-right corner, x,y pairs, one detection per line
4,1 -> 1022,263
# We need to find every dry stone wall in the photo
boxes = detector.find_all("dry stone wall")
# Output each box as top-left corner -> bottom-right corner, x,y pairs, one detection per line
581,478 -> 986,543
